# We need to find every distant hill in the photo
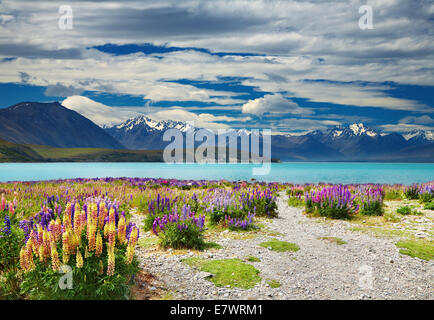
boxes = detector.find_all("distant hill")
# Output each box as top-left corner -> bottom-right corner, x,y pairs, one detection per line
0,139 -> 163,162
0,102 -> 124,149
0,138 -> 44,162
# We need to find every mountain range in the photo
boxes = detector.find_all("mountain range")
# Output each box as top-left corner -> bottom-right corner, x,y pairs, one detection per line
104,116 -> 434,162
0,102 -> 433,162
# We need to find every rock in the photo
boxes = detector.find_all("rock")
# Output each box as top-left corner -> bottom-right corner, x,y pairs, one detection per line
198,271 -> 213,279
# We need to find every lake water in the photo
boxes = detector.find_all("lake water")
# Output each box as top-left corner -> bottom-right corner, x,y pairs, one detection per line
0,162 -> 433,185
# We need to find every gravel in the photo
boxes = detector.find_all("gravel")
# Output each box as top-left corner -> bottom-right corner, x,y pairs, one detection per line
133,192 -> 433,300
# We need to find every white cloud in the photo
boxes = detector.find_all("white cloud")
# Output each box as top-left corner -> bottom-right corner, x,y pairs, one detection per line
241,93 -> 313,116
62,95 -> 142,127
144,82 -> 244,105
399,115 -> 434,125
61,95 -> 249,129
150,108 -> 250,129
380,123 -> 434,133
276,118 -> 341,131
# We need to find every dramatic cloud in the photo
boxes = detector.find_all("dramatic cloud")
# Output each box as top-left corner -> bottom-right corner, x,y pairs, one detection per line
242,94 -> 313,116
61,95 -> 249,129
62,95 -> 142,127
0,0 -> 433,133
45,83 -> 83,97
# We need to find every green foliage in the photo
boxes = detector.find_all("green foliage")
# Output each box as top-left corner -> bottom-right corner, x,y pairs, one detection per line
396,240 -> 434,261
419,192 -> 433,203
20,246 -> 139,300
158,219 -> 206,250
288,196 -> 304,207
259,239 -> 300,252
0,215 -> 23,272
255,196 -> 278,218
360,200 -> 384,216
182,258 -> 261,289
424,201 -> 434,210
404,185 -> 420,200
384,190 -> 403,201
0,214 -> 24,299
396,205 -> 418,215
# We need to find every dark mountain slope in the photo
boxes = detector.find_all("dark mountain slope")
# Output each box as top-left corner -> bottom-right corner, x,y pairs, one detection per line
0,102 -> 124,149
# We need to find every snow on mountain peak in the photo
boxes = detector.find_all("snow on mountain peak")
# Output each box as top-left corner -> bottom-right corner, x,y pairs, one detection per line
403,129 -> 434,141
348,123 -> 377,137
116,115 -> 194,133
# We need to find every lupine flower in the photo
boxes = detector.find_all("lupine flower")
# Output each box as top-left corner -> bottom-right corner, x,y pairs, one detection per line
76,248 -> 83,268
107,246 -> 115,276
50,236 -> 61,271
117,215 -> 126,245
95,232 -> 103,256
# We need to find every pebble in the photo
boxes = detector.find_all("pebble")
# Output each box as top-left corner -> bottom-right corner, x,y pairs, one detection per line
130,192 -> 433,300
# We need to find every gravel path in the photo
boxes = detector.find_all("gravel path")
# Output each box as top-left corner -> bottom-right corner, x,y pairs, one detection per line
134,192 -> 433,300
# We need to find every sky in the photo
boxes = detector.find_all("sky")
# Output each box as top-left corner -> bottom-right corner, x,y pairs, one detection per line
0,0 -> 433,133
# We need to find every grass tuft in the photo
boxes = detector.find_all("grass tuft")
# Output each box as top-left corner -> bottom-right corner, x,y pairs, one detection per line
259,239 -> 300,252
266,280 -> 281,288
246,256 -> 261,262
181,258 -> 261,289
395,240 -> 434,261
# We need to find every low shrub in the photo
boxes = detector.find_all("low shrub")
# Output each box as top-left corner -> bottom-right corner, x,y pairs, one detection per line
359,187 -> 384,216
424,202 -> 434,210
419,192 -> 433,203
224,212 -> 255,231
397,205 -> 412,215
404,185 -> 420,200
288,195 -> 304,207
152,205 -> 206,250
304,185 -> 358,219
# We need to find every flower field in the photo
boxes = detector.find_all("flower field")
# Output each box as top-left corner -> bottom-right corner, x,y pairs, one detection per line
0,177 -> 433,299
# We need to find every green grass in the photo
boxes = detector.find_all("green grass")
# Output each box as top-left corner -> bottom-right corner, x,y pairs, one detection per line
266,280 -> 281,288
395,240 -> 434,261
246,256 -> 261,262
424,202 -> 434,210
288,197 -> 304,207
181,258 -> 261,289
28,144 -> 163,162
203,241 -> 223,250
318,236 -> 347,245
259,239 -> 300,252
348,226 -> 411,238
0,138 -> 43,162
138,237 -> 159,248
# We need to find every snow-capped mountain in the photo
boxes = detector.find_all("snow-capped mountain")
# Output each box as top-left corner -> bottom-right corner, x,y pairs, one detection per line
115,115 -> 194,133
403,129 -> 434,144
105,118 -> 434,161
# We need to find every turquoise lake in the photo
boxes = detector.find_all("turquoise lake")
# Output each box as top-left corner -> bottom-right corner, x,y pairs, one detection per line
0,162 -> 433,184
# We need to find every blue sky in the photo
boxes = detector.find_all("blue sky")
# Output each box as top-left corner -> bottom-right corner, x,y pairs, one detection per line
0,0 -> 433,133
